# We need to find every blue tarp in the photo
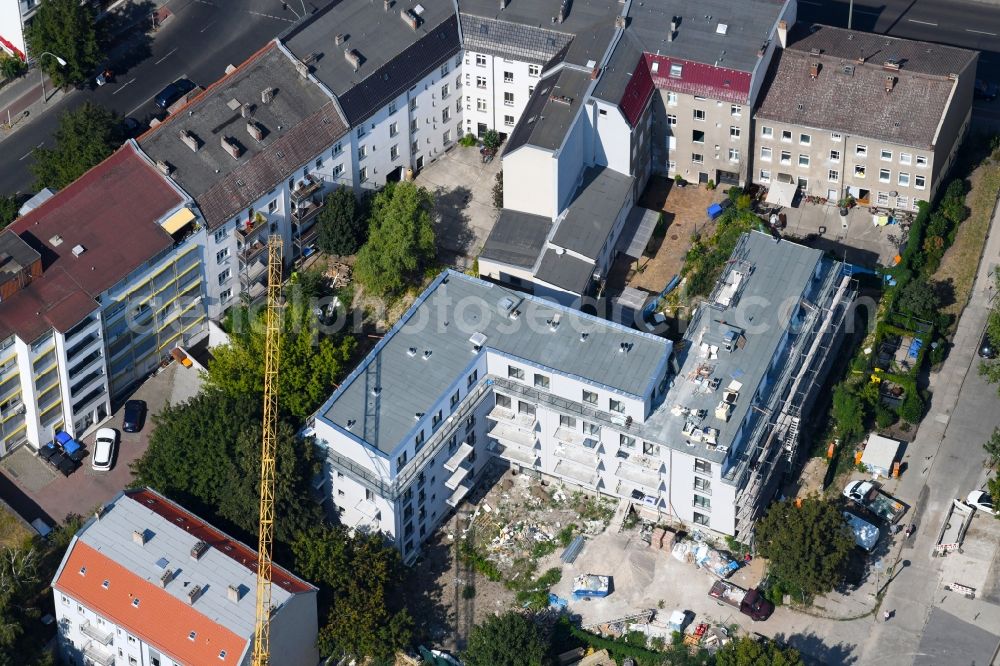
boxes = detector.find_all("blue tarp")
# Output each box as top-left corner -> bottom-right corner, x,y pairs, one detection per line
908,338 -> 923,359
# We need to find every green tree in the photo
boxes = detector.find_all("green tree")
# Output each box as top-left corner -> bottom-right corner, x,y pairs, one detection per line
894,277 -> 940,320
203,297 -> 355,422
831,383 -> 865,443
987,475 -> 1000,515
0,54 -> 26,81
492,170 -> 503,209
0,196 -> 19,229
755,496 -> 855,600
463,612 -> 548,666
355,182 -> 436,298
24,0 -> 100,88
317,187 -> 368,256
984,428 -> 1000,468
31,103 -> 123,190
715,635 -> 804,666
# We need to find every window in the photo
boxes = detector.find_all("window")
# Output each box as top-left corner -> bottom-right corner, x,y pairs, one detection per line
440,83 -> 450,99
779,150 -> 791,165
503,92 -> 514,106
358,145 -> 367,160
781,130 -> 792,142
411,140 -> 418,153
333,164 -> 344,178
503,71 -> 513,83
854,164 -> 866,178
213,227 -> 228,244
731,104 -> 742,117
877,191 -> 890,205
333,141 -> 343,156
694,458 -> 712,474
668,160 -> 676,173
666,91 -> 678,106
528,64 -> 540,77
831,132 -> 843,141
694,495 -> 712,510
390,144 -> 399,160
729,126 -> 740,138
440,62 -> 449,76
504,114 -> 514,126
476,97 -> 487,112
898,172 -> 910,187
396,451 -> 408,468
508,366 -> 525,380
761,126 -> 773,138
620,434 -> 636,449
666,114 -> 677,126
442,130 -> 452,144
798,133 -> 811,145
915,174 -> 926,190
495,393 -> 511,409
219,288 -> 232,303
900,152 -> 912,165
798,154 -> 809,167
759,169 -> 771,182
389,121 -> 398,137
896,195 -> 909,209
830,149 -> 841,162
692,129 -> 705,144
560,414 -> 577,428
215,248 -> 229,263
916,155 -> 928,167
609,398 -> 626,413
828,169 -> 839,182
692,153 -> 704,164
441,107 -> 451,122
669,63 -> 683,77
879,168 -> 891,183
468,370 -> 478,387
583,421 -> 600,436
797,176 -> 808,190
856,144 -> 868,157
476,54 -> 486,66
431,411 -> 443,431
517,401 -> 535,417
476,76 -> 487,88
389,101 -> 397,114
693,512 -> 710,526
528,85 -> 534,95
188,631 -> 197,641
582,390 -> 598,405
694,477 -> 711,494
359,166 -> 368,182
693,109 -> 705,121
409,98 -> 417,111
534,373 -> 550,390
760,147 -> 772,161
728,148 -> 740,162
880,148 -> 892,161
217,269 -> 230,286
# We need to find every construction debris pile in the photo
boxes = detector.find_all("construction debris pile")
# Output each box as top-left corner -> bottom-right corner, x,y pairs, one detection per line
671,539 -> 740,579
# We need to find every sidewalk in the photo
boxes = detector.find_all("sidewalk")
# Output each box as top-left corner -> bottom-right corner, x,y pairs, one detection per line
0,71 -> 66,138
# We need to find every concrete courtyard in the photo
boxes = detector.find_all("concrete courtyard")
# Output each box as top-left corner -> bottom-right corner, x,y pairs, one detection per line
781,201 -> 906,268
0,361 -> 202,526
413,142 -> 502,269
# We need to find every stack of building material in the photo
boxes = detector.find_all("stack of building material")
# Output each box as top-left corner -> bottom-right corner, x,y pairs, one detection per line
650,527 -> 678,552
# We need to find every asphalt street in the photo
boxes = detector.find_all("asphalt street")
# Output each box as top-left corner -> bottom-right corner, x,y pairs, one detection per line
0,0 -> 300,196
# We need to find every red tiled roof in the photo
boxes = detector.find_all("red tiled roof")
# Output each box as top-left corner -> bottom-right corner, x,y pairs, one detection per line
646,54 -> 752,104
54,541 -> 248,666
124,489 -> 313,594
619,56 -> 655,126
0,144 -> 181,341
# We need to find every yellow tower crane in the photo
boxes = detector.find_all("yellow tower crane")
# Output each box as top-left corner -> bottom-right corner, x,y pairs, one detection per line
252,234 -> 283,666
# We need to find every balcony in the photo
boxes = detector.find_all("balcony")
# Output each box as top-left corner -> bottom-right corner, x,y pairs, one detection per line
553,426 -> 598,449
290,174 -> 323,203
554,443 -> 599,467
554,459 -> 599,487
445,464 -> 469,490
83,642 -> 115,666
443,442 -> 473,472
246,279 -> 267,302
236,214 -> 271,242
80,621 -> 113,646
488,422 -> 537,448
354,498 -> 381,523
240,239 -> 267,263
487,404 -> 537,429
292,198 -> 324,226
488,440 -> 539,467
243,257 -> 267,283
446,483 -> 470,507
616,462 -> 662,494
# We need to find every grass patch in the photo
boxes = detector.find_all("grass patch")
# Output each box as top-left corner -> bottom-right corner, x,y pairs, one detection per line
0,505 -> 31,550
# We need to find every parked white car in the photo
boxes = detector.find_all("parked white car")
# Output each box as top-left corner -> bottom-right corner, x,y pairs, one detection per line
966,490 -> 995,516
91,428 -> 118,471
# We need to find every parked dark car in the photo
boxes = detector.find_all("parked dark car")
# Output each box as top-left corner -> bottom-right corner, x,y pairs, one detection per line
975,79 -> 999,102
154,78 -> 196,109
122,399 -> 147,433
978,329 -> 996,359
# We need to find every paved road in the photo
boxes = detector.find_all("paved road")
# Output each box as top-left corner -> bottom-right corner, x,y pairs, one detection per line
0,0 -> 298,196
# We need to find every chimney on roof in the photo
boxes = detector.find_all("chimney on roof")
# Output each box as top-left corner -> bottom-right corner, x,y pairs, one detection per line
884,75 -> 896,93
383,0 -> 390,10
615,15 -> 625,30
240,103 -> 253,118
294,59 -> 309,78
809,62 -> 820,79
190,540 -> 209,560
344,48 -> 362,71
186,584 -> 203,605
499,0 -> 506,8
179,130 -> 200,152
261,87 -> 274,104
132,530 -> 147,546
777,19 -> 788,49
94,504 -> 110,521
883,60 -> 901,71
227,585 -> 241,603
221,136 -> 242,159
155,160 -> 172,175
400,8 -> 419,30
247,121 -> 264,142
158,569 -> 175,588
334,33 -> 344,45
71,244 -> 86,257
556,0 -> 569,24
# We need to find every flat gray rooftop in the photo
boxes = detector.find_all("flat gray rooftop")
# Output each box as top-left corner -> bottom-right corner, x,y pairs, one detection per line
534,248 -> 594,295
480,208 -> 552,269
505,66 -> 593,154
283,0 -> 459,125
639,232 -> 829,464
629,0 -> 785,73
552,166 -> 634,259
321,271 -> 670,455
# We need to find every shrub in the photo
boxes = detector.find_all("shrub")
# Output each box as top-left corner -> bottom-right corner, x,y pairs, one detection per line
899,392 -> 924,423
0,54 -> 26,80
674,174 -> 685,184
462,585 -> 477,599
459,133 -> 477,147
706,179 -> 716,190
482,129 -> 501,151
875,404 -> 897,429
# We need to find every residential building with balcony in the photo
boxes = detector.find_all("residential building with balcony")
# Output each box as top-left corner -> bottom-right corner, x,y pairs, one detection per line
0,143 -> 208,453
752,25 -> 977,211
138,41 -> 350,310
52,488 -> 318,666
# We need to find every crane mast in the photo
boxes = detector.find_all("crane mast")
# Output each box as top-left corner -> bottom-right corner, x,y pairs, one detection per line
252,234 -> 283,666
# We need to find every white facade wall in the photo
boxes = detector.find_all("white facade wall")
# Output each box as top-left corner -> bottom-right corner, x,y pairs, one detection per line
589,100 -> 631,174
502,147 -> 557,217
556,114 -> 588,213
60,314 -> 110,436
461,50 -> 540,139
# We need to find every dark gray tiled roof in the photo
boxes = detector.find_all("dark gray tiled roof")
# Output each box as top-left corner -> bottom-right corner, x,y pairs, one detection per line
552,166 -> 634,259
480,208 -> 552,269
284,0 -> 459,126
459,13 -> 573,66
592,31 -> 643,105
534,248 -> 594,295
629,0 -> 785,73
504,66 -> 592,154
756,38 -> 968,148
788,24 -> 977,78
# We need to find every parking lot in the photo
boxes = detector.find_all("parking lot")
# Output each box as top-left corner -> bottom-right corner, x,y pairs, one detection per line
0,361 -> 202,526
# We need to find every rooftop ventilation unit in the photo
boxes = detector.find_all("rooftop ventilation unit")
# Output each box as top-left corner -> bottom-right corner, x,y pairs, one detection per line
414,412 -> 424,420
190,540 -> 209,560
580,332 -> 589,342
132,529 -> 147,545
407,347 -> 418,357
469,331 -> 487,352
841,64 -> 855,76
549,94 -> 574,106
615,15 -> 625,29
71,244 -> 86,257
49,234 -> 63,247
179,130 -> 200,152
400,8 -> 420,30
94,504 -> 110,520
344,48 -> 363,71
883,59 -> 901,71
422,350 -> 432,360
227,585 -> 241,602
186,584 -> 203,605
619,342 -> 633,354
548,315 -> 561,331
716,23 -> 728,35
